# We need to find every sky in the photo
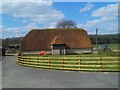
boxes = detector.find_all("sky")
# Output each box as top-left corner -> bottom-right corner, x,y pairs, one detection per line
1,0 -> 118,39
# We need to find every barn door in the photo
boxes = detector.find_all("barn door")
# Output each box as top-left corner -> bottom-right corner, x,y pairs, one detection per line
60,49 -> 65,55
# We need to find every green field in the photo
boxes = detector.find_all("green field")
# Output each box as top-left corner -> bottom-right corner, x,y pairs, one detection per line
109,44 -> 120,50
93,44 -> 120,50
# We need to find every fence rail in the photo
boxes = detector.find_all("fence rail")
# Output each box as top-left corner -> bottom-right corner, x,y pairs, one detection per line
17,56 -> 119,72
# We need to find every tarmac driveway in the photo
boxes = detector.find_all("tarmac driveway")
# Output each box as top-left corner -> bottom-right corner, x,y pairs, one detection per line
2,56 -> 118,88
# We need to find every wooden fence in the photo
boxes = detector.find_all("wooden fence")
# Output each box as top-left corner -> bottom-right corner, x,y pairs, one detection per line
17,56 -> 119,72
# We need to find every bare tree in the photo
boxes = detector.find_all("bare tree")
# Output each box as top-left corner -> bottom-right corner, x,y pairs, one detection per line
56,20 -> 77,28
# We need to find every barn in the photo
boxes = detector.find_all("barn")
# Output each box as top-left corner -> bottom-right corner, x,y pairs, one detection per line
21,28 -> 93,55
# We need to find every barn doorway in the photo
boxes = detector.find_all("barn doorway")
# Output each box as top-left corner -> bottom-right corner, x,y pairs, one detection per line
60,49 -> 65,55
50,44 -> 66,55
50,36 -> 66,55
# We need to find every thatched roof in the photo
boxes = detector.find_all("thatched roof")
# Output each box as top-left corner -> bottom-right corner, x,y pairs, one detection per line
50,36 -> 65,45
21,28 -> 92,51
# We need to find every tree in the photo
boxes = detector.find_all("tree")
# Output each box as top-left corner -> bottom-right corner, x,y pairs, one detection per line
56,20 -> 77,28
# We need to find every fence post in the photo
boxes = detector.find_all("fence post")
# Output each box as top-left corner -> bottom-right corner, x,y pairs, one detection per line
22,56 -> 24,64
38,58 -> 39,66
17,53 -> 21,62
79,57 -> 81,70
48,58 -> 50,67
62,58 -> 64,68
29,58 -> 30,65
100,57 -> 102,72
22,56 -> 24,65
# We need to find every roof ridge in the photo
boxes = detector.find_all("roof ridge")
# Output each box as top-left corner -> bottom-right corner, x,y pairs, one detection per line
31,28 -> 85,31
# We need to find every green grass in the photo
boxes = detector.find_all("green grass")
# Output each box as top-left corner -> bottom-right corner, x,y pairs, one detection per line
109,44 -> 119,50
24,53 -> 119,58
93,43 -> 120,50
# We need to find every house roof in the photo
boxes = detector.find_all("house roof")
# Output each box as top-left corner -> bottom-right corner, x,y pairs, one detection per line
21,28 -> 92,51
50,36 -> 65,45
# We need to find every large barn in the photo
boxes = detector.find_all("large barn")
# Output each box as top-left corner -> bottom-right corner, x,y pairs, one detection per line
21,28 -> 93,55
